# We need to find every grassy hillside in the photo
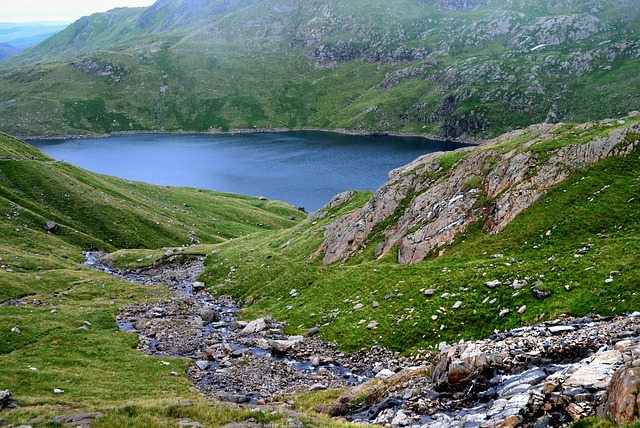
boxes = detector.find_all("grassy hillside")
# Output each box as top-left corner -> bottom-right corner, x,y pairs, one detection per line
0,0 -> 638,139
0,132 -> 307,426
190,119 -> 640,354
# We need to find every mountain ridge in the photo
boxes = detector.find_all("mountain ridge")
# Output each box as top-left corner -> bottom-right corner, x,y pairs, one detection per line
0,0 -> 638,139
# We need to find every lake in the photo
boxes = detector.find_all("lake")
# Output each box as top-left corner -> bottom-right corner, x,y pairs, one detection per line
29,131 -> 466,211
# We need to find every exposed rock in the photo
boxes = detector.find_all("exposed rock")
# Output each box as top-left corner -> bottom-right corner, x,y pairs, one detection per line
315,120 -> 640,265
44,221 -> 58,233
200,307 -> 220,324
50,412 -> 105,428
241,318 -> 269,335
485,280 -> 501,288
597,366 -> 640,425
0,390 -> 13,410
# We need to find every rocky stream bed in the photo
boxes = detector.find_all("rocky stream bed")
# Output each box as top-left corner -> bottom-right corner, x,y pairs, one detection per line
82,253 -> 640,428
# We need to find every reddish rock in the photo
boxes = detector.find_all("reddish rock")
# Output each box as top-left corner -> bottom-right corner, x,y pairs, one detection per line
597,366 -> 640,425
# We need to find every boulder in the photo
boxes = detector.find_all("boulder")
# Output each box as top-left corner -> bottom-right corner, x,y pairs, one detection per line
0,390 -> 13,410
45,220 -> 58,233
597,366 -> 640,425
200,307 -> 220,324
241,318 -> 268,335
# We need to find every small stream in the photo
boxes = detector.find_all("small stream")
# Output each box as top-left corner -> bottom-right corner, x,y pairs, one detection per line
84,252 -> 371,403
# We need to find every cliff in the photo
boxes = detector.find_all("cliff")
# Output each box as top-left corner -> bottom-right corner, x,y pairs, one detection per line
316,113 -> 640,265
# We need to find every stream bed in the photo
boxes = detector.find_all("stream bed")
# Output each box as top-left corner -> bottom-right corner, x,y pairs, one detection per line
84,252 -> 400,404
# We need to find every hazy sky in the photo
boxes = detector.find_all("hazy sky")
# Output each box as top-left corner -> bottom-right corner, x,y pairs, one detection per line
1,1 -> 155,23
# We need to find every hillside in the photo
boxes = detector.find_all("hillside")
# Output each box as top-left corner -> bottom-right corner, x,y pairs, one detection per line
0,132 -> 307,426
196,113 -> 640,353
0,0 -> 639,138
0,114 -> 638,427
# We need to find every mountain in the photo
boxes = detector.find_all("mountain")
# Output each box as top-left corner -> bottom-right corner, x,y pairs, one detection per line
0,0 -> 638,138
0,43 -> 21,60
0,22 -> 69,49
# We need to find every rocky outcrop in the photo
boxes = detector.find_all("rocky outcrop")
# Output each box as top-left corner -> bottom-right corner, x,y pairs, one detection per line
316,115 -> 640,265
338,312 -> 640,427
597,366 -> 640,425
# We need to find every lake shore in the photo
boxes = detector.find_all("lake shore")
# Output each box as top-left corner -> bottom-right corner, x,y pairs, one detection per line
21,126 -> 482,146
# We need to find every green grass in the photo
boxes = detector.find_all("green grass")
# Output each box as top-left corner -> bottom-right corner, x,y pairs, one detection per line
0,132 -> 307,426
198,122 -> 640,353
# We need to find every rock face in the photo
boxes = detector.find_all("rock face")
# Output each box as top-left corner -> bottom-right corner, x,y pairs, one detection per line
316,117 -> 640,265
597,366 -> 640,425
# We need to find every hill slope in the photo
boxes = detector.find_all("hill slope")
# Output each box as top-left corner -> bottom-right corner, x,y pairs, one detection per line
0,0 -> 639,138
198,113 -> 640,353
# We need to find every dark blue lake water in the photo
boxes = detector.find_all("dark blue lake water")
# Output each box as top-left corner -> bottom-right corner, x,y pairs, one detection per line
29,131 -> 466,211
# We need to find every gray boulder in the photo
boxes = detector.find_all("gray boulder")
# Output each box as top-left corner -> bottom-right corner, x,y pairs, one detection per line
0,390 -> 13,410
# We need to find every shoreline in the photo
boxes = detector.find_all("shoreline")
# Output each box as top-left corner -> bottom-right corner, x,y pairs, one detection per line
20,127 -> 483,146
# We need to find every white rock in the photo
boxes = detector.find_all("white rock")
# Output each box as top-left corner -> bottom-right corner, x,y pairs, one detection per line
241,318 -> 268,335
53,388 -> 64,394
452,301 -> 462,310
375,369 -> 396,379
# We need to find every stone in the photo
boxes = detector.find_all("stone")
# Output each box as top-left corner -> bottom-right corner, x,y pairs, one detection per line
372,301 -> 380,308
452,301 -> 462,310
366,321 -> 379,330
485,280 -> 502,288
53,388 -> 64,394
548,325 -> 575,334
597,366 -> 640,425
305,327 -> 320,337
424,289 -> 435,296
309,383 -> 328,391
195,360 -> 209,370
518,305 -> 527,314
0,390 -> 13,410
241,318 -> 268,335
220,394 -> 251,404
532,288 -> 552,299
200,307 -> 220,324
51,412 -> 105,428
11,327 -> 21,334
376,369 -> 396,379
192,281 -> 205,292
44,221 -> 58,233
499,308 -> 510,317
391,410 -> 409,426
353,303 -> 364,311
179,421 -> 205,428
290,289 -> 298,297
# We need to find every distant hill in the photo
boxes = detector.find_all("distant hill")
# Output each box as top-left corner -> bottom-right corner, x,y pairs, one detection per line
0,0 -> 638,139
0,43 -> 21,60
0,22 -> 68,49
